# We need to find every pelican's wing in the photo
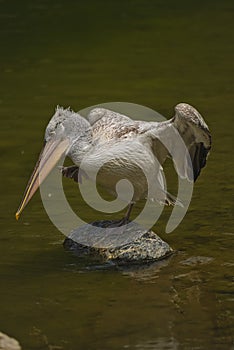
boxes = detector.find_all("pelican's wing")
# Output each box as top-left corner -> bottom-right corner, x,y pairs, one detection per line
87,108 -> 138,141
142,103 -> 211,182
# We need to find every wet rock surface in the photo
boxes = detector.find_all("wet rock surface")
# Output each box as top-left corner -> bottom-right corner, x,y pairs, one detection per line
63,220 -> 173,264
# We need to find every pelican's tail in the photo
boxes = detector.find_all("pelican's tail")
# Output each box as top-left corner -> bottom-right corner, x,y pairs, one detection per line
164,192 -> 184,207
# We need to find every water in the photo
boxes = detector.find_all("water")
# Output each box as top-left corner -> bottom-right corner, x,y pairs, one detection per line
0,0 -> 233,349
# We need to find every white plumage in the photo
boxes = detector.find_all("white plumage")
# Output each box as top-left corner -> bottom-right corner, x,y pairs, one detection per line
16,102 -> 211,222
62,103 -> 211,210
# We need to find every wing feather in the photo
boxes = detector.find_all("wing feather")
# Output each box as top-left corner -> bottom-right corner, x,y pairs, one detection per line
87,104 -> 211,182
88,108 -> 137,142
172,103 -> 211,181
143,103 -> 211,182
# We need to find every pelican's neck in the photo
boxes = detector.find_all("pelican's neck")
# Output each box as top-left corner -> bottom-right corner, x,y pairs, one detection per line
68,128 -> 92,165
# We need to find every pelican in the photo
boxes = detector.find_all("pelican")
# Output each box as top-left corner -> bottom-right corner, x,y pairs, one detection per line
15,103 -> 211,225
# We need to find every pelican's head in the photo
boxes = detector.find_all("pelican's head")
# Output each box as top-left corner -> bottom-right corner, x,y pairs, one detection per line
15,106 -> 90,220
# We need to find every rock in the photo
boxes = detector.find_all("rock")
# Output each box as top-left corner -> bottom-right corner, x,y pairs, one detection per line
63,220 -> 173,264
0,332 -> 21,350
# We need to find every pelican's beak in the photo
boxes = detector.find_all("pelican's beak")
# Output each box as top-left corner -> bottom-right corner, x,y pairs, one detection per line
15,137 -> 70,220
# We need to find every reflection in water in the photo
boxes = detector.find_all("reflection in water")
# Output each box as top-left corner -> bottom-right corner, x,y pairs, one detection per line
134,337 -> 179,349
180,255 -> 214,266
121,255 -> 174,282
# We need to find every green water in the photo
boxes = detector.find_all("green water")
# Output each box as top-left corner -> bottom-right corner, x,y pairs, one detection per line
0,0 -> 234,349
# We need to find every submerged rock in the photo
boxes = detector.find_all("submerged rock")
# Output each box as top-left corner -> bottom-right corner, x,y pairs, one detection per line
63,220 -> 173,264
0,332 -> 21,350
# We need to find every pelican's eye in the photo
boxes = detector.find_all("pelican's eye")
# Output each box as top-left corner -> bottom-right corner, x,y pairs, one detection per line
55,123 -> 65,134
55,121 -> 61,129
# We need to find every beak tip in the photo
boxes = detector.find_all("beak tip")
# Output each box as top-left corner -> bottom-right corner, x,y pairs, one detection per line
15,212 -> 20,221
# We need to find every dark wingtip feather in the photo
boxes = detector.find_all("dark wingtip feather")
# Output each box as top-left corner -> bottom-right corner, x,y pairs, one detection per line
192,143 -> 211,182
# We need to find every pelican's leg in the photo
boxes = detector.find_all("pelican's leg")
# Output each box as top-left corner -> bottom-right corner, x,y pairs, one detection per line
58,165 -> 89,184
108,201 -> 135,227
123,201 -> 135,223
